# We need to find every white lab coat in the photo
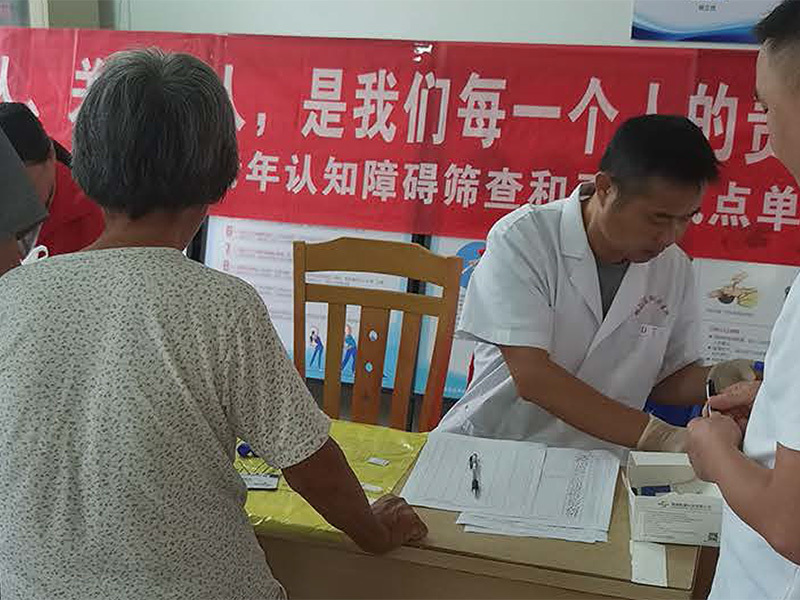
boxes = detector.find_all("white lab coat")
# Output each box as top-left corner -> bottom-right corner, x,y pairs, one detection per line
436,184 -> 700,457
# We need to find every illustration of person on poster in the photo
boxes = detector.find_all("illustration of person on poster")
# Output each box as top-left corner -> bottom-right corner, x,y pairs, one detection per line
308,327 -> 324,370
341,324 -> 357,375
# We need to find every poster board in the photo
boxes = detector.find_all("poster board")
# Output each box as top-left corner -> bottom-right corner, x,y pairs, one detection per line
205,216 -> 410,387
632,0 -> 780,43
694,258 -> 799,364
414,236 -> 485,399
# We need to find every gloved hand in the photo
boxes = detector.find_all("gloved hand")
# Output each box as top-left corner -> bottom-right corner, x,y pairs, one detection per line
708,359 -> 757,393
636,414 -> 687,452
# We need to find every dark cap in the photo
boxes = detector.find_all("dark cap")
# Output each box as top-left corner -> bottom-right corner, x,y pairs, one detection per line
0,102 -> 51,164
0,128 -> 46,238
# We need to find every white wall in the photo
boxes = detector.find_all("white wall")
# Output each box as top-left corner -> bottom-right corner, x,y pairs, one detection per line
113,0 -> 643,46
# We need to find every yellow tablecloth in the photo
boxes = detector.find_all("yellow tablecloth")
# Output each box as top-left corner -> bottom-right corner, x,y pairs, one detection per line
235,420 -> 427,538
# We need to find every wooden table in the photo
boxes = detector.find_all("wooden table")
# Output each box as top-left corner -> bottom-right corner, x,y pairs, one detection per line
256,474 -> 716,599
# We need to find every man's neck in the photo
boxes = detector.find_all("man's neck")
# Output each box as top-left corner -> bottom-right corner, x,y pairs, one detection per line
581,194 -> 626,264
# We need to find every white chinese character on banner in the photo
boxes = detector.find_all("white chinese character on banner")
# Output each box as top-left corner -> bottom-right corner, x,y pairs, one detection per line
688,82 -> 738,162
646,82 -> 660,114
443,163 -> 481,208
301,68 -> 346,139
285,154 -> 318,194
354,69 -> 398,142
568,77 -> 619,155
511,103 -> 561,120
68,57 -> 104,122
322,156 -> 358,196
229,160 -> 243,190
403,162 -> 438,205
362,159 -> 399,201
404,72 -> 450,144
222,64 -> 246,131
0,56 -> 38,115
485,167 -> 524,210
245,151 -> 279,192
528,170 -> 568,205
457,73 -> 506,148
757,185 -> 799,231
256,112 -> 267,137
708,181 -> 751,228
745,102 -> 773,165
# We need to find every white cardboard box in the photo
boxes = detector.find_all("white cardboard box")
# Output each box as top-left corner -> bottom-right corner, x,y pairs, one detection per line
625,452 -> 723,547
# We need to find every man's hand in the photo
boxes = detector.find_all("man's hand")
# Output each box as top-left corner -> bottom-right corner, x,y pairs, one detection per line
706,381 -> 761,434
686,413 -> 744,482
366,495 -> 428,554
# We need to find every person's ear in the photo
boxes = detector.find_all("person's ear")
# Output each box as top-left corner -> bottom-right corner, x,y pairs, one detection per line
595,172 -> 617,208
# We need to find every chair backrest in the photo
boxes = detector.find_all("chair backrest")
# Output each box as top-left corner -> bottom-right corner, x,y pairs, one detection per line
293,237 -> 461,432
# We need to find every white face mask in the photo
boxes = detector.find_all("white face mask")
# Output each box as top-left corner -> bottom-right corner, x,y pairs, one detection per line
17,224 -> 47,265
20,244 -> 48,266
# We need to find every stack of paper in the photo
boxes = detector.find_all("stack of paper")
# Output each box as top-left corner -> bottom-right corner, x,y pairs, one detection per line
401,433 -> 619,543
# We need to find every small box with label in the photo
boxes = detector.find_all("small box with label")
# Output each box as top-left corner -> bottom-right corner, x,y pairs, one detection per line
624,452 -> 723,547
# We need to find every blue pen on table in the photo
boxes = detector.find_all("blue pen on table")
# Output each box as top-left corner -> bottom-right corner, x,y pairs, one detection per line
237,441 -> 257,458
468,452 -> 481,499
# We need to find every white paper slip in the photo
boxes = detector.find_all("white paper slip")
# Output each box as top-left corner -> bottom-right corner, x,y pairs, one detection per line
459,515 -> 608,543
361,482 -> 383,494
463,525 -> 606,543
240,473 -> 280,490
400,432 -> 547,515
367,457 -> 390,467
630,541 -> 668,587
528,448 -> 619,530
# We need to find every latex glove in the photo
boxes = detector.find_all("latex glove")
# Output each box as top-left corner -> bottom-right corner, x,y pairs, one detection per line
636,414 -> 687,453
708,359 -> 756,393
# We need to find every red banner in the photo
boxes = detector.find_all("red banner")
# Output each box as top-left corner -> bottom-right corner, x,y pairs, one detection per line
0,27 -> 797,265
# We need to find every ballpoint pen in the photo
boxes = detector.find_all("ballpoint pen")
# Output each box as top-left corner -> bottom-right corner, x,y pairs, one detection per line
469,452 -> 480,499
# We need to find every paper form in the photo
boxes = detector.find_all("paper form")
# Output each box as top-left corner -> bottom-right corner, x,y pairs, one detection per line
528,448 -> 619,528
401,434 -> 620,542
458,448 -> 619,541
400,433 -> 547,514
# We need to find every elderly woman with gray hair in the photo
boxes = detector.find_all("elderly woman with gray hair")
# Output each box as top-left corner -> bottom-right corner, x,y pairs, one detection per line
0,49 -> 426,600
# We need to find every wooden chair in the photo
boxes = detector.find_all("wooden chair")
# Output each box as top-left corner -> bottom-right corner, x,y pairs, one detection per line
293,237 -> 461,432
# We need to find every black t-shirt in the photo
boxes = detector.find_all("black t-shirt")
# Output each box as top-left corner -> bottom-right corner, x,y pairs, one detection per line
596,258 -> 630,318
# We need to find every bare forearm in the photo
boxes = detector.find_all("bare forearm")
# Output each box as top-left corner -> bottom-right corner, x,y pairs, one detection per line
514,357 -> 649,448
283,438 -> 387,552
712,446 -> 795,559
651,363 -> 710,406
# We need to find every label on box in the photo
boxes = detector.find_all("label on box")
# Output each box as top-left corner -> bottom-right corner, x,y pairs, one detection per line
361,482 -> 383,493
241,473 -> 280,490
632,504 -> 721,546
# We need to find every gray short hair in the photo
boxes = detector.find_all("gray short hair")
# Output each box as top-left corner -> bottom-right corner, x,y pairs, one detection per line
72,48 -> 239,219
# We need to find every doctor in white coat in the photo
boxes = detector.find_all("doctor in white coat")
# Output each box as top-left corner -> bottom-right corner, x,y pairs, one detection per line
437,115 -> 755,456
